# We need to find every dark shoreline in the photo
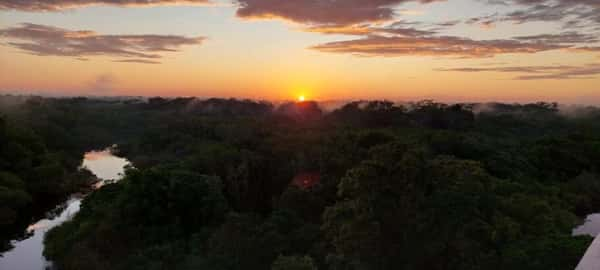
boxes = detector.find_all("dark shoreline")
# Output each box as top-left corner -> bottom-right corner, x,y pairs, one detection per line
0,163 -> 99,255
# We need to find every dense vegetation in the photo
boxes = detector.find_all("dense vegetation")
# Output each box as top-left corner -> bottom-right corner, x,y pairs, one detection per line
2,95 -> 600,269
0,97 -> 100,252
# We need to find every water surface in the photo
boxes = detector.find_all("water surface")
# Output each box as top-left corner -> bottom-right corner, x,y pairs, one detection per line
0,149 -> 129,270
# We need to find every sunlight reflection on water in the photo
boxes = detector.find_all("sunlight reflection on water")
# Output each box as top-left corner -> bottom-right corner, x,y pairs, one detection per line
0,148 -> 129,270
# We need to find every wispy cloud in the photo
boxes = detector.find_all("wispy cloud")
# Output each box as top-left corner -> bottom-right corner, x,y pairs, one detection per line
513,32 -> 599,44
470,0 -> 600,30
310,35 -> 564,58
516,64 -> 600,80
0,23 -> 205,63
437,63 -> 600,80
113,59 -> 161,64
0,0 -> 211,11
569,46 -> 600,53
303,22 -> 436,37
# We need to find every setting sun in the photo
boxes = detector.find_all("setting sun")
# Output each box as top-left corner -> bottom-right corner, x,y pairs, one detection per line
298,95 -> 306,102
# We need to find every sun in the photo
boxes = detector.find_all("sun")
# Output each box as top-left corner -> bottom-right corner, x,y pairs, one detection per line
297,95 -> 306,102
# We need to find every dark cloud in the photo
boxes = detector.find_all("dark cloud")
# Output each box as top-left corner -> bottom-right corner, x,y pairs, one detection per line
437,63 -> 600,80
471,0 -> 600,30
466,13 -> 499,28
310,35 -> 564,58
0,23 -> 204,63
504,4 -> 569,24
302,0 -> 600,59
235,0 -> 444,26
434,20 -> 461,27
0,0 -> 210,11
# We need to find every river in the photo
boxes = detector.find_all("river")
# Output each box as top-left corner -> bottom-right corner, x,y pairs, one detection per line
1,148 -> 600,270
0,149 -> 130,270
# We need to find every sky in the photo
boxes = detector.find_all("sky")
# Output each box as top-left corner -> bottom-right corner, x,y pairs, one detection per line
0,0 -> 599,103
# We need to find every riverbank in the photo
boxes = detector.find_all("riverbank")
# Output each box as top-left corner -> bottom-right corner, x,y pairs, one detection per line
0,149 -> 130,270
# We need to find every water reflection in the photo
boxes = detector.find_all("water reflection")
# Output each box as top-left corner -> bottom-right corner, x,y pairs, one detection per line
0,148 -> 129,270
82,150 -> 129,188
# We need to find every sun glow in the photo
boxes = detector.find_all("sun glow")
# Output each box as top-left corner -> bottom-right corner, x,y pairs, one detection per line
298,95 -> 306,102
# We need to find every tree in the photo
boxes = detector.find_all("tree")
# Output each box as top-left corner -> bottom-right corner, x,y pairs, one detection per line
271,255 -> 317,270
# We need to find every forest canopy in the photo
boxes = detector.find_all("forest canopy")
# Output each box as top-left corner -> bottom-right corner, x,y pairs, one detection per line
1,95 -> 600,269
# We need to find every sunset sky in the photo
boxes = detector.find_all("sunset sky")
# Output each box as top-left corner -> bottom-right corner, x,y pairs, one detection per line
0,0 -> 599,103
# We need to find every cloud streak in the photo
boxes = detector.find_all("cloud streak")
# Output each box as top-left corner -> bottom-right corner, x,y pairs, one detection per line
113,59 -> 161,64
513,32 -> 599,45
0,23 -> 204,63
437,63 -> 600,80
0,0 -> 210,11
471,0 -> 600,31
310,35 -> 565,58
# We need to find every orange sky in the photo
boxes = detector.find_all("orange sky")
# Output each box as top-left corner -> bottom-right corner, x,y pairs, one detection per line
1,0 -> 599,103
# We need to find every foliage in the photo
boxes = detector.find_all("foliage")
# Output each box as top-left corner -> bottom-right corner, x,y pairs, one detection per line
2,95 -> 600,269
272,255 -> 317,270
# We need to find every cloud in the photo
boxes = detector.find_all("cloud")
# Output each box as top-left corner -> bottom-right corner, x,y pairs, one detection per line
235,0 -> 444,26
302,24 -> 374,36
3,1 -> 598,62
513,32 -> 599,44
471,0 -> 600,30
307,12 -> 600,58
0,23 -> 204,63
466,13 -> 499,28
569,46 -> 600,53
235,0 -> 598,38
499,0 -> 600,8
0,0 -> 210,11
303,22 -> 436,36
434,20 -> 461,27
310,35 -> 564,58
375,25 -> 437,37
113,59 -> 161,64
437,63 -> 600,80
516,64 -> 600,80
436,65 -> 573,73
232,0 -> 599,59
